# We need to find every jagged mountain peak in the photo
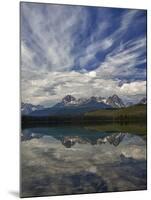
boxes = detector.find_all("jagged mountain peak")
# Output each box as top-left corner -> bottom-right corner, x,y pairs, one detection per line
112,94 -> 120,98
107,94 -> 125,108
89,96 -> 97,101
62,95 -> 76,103
109,94 -> 122,101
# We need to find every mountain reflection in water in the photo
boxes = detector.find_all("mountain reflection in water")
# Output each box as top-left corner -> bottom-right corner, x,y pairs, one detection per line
21,125 -> 147,197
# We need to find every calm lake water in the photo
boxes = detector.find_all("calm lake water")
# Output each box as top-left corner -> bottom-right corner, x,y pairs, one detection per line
21,124 -> 147,197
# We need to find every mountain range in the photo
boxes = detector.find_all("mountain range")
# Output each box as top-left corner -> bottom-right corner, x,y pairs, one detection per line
21,95 -> 146,117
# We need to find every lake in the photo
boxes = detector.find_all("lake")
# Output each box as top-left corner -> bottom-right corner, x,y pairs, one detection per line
20,123 -> 147,197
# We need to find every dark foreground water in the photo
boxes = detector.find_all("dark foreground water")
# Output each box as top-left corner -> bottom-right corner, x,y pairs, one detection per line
21,124 -> 147,197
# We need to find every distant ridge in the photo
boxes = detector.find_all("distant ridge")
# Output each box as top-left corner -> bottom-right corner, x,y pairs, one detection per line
139,97 -> 147,105
21,102 -> 44,115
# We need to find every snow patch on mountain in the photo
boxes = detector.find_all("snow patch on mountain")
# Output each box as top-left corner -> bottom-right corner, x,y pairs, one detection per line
59,94 -> 125,108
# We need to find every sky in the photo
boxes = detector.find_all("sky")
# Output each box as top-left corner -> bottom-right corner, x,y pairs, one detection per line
21,2 -> 147,107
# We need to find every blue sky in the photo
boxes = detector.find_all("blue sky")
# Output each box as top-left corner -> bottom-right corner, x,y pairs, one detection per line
21,3 -> 147,106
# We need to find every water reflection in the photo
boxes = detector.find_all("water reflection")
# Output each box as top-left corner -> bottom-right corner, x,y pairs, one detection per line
22,129 -> 126,148
21,125 -> 147,197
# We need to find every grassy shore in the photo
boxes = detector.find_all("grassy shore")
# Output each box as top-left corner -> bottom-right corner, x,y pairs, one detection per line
85,104 -> 146,121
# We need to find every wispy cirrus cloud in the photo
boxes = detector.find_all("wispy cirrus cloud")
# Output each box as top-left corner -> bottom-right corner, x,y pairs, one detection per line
21,3 -> 147,106
96,36 -> 146,80
21,3 -> 89,72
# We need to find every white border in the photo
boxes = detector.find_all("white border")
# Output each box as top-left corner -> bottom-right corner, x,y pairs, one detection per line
0,0 -> 150,199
